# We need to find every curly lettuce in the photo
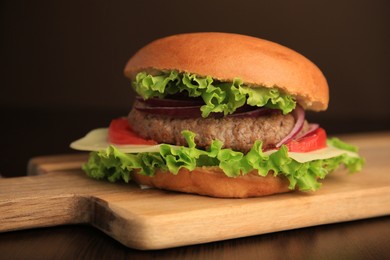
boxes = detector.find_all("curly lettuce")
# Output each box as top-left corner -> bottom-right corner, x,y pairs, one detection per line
133,71 -> 296,117
83,131 -> 364,192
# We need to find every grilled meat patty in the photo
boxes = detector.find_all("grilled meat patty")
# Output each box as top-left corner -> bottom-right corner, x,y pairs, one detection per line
128,100 -> 300,153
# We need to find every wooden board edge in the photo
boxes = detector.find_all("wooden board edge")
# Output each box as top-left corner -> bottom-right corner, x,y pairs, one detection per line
103,186 -> 390,250
27,153 -> 88,175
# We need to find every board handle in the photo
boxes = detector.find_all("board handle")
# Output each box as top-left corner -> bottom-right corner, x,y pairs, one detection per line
27,153 -> 88,176
0,173 -> 91,232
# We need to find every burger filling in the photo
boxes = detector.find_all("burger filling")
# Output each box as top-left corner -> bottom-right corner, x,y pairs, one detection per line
130,70 -> 309,152
74,70 -> 364,192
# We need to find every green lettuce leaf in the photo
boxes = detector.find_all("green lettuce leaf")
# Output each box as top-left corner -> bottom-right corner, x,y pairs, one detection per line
327,137 -> 359,153
82,146 -> 167,183
133,71 -> 296,117
83,131 -> 364,192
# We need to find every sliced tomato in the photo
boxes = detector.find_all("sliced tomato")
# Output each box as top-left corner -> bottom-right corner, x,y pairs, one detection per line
108,118 -> 157,145
285,127 -> 327,152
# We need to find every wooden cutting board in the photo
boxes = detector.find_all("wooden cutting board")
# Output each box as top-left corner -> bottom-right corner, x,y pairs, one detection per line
1,132 -> 390,250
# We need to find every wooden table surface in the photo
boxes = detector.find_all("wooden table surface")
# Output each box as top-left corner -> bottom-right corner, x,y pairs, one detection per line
0,216 -> 389,259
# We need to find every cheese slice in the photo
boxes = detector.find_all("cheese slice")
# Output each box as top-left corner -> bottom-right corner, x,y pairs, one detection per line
70,128 -> 359,163
70,128 -> 175,153
274,147 -> 358,163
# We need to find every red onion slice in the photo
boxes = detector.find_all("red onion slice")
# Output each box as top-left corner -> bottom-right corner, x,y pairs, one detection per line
134,105 -> 203,118
227,107 -> 278,117
275,105 -> 305,148
294,123 -> 319,140
136,96 -> 283,119
136,96 -> 204,107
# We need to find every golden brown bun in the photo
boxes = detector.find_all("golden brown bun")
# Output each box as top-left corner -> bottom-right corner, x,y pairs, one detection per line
124,32 -> 329,111
131,167 -> 291,198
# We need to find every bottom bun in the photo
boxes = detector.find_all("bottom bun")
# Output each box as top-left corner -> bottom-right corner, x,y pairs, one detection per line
131,167 -> 292,198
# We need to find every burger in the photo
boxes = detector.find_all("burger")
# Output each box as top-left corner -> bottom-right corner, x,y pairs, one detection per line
71,32 -> 364,198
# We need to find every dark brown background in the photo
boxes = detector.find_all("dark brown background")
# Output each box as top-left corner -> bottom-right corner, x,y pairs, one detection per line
1,0 -> 389,177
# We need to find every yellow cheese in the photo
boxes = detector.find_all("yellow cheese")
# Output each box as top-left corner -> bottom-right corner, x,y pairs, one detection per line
271,146 -> 358,163
70,128 -> 168,153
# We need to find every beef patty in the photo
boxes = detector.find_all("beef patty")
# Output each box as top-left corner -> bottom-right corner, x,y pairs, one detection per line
128,101 -> 297,153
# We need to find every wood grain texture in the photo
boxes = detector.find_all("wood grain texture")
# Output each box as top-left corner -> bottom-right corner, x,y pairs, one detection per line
1,132 -> 390,250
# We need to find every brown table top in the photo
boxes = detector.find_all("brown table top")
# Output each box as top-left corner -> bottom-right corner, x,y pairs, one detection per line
1,216 -> 389,259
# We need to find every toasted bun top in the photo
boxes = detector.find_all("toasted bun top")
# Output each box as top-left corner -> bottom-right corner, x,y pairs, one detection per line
124,32 -> 329,111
